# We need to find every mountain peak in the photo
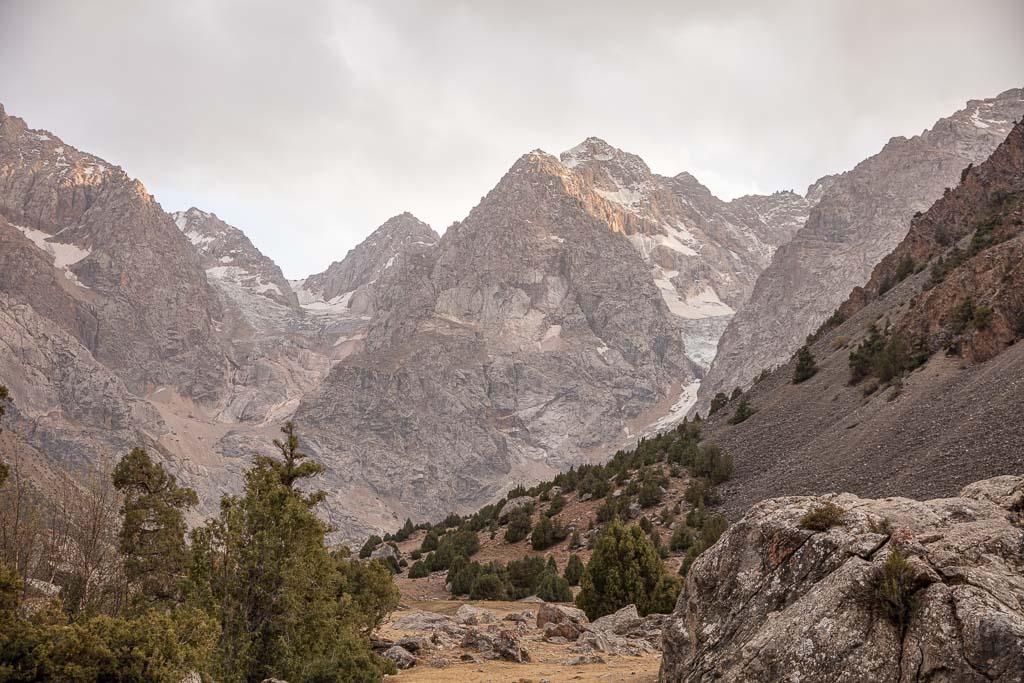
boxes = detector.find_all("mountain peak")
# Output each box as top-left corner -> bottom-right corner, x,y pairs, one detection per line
560,137 -> 651,176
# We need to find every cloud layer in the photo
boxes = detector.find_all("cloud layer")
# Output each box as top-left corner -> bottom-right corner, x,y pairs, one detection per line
2,0 -> 1022,277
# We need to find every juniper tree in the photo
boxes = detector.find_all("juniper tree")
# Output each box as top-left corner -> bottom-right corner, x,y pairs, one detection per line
793,345 -> 818,384
113,448 -> 198,607
576,519 -> 681,619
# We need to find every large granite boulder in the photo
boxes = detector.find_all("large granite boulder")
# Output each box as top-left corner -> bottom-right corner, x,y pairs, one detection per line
659,475 -> 1024,682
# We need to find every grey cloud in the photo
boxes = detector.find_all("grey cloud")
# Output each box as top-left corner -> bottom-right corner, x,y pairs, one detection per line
1,0 -> 1021,277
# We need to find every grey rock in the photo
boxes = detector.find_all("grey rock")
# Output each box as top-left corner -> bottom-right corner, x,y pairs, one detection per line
454,604 -> 497,625
659,476 -> 1024,682
537,603 -> 588,629
460,629 -> 531,663
382,645 -> 416,670
566,654 -> 606,666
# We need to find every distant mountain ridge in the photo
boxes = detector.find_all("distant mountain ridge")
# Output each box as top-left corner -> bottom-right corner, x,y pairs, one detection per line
1,91 -> 1019,537
696,88 -> 1024,411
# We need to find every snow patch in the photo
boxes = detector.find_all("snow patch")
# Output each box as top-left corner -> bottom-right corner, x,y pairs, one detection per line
13,224 -> 91,286
650,380 -> 701,432
654,273 -> 734,320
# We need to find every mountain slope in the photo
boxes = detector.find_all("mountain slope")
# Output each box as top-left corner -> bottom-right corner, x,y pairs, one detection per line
698,118 -> 1024,520
698,88 -> 1024,409
0,104 -> 227,401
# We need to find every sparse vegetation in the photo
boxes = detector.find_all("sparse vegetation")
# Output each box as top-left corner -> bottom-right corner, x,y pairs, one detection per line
800,502 -> 846,531
727,397 -> 755,425
576,520 -> 681,619
564,553 -> 584,586
848,323 -> 928,385
792,345 -> 818,384
505,508 -> 533,543
865,549 -> 919,631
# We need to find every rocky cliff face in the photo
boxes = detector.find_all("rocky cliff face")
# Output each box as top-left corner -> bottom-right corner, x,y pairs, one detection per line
171,207 -> 299,311
295,212 -> 440,318
558,138 -> 811,369
697,88 -> 1024,410
0,104 -> 227,401
660,476 -> 1024,682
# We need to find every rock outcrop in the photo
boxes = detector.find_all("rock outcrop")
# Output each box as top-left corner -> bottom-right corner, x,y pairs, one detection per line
659,476 -> 1024,682
698,88 -> 1024,410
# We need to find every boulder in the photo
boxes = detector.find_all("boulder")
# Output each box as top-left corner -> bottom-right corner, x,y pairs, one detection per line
549,486 -> 563,497
566,654 -> 606,666
370,543 -> 398,562
536,603 -> 588,629
382,645 -> 416,670
543,621 -> 583,641
460,629 -> 531,663
659,476 -> 1024,682
395,636 -> 433,653
588,604 -> 639,632
497,496 -> 534,522
576,630 -> 654,656
503,609 -> 535,622
392,610 -> 457,631
455,603 -> 497,625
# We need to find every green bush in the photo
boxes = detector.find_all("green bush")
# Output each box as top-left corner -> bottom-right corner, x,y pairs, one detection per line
407,560 -> 429,579
469,573 -> 504,600
727,397 -> 755,425
800,502 -> 845,531
545,494 -> 566,517
708,392 -> 729,416
359,534 -> 382,559
505,508 -> 533,543
792,345 -> 818,384
866,549 -> 918,630
564,554 -> 584,586
531,515 -> 568,550
535,570 -> 572,602
576,519 -> 681,619
669,526 -> 694,552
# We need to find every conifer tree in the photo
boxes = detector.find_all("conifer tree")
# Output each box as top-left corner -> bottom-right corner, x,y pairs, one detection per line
576,519 -> 681,619
113,448 -> 198,607
793,345 -> 818,384
188,422 -> 393,682
564,553 -> 584,586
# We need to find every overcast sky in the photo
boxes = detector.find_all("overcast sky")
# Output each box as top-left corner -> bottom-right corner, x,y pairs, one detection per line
1,1 -> 1022,278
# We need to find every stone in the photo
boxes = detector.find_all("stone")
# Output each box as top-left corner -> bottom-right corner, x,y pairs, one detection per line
460,629 -> 531,663
382,645 -> 416,670
454,603 -> 497,625
566,654 -> 606,666
369,543 -> 398,562
543,621 -> 583,641
588,604 -> 639,633
503,609 -> 534,622
659,476 -> 1024,682
392,610 -> 458,631
537,603 -> 588,629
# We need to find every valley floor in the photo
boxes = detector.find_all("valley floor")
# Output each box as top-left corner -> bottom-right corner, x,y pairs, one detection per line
380,600 -> 661,682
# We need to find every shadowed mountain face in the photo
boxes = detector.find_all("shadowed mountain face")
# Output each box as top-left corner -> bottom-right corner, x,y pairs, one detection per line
697,88 -> 1024,411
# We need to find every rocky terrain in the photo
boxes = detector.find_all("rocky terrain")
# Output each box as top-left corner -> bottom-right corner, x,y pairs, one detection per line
694,118 -> 1024,518
698,88 -> 1024,410
2,90 -> 1021,539
0,100 -> 817,537
660,475 -> 1024,682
